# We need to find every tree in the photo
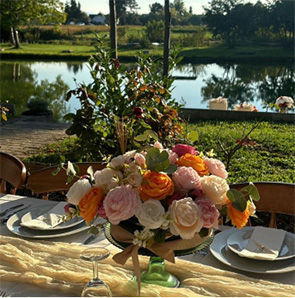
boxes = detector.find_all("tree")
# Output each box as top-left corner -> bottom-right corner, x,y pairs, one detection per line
0,0 -> 65,48
64,0 -> 90,24
203,0 -> 242,48
116,0 -> 139,23
150,2 -> 164,14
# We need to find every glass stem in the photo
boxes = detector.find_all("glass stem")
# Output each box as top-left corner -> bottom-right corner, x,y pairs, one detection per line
92,260 -> 99,281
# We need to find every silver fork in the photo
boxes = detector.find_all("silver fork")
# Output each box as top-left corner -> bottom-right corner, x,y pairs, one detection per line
0,290 -> 6,297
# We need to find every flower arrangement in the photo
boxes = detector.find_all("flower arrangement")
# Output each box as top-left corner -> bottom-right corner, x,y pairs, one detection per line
234,102 -> 258,112
275,96 -> 294,113
209,96 -> 228,110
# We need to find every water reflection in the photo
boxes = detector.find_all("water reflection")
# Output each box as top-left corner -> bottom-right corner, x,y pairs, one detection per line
0,62 -> 70,121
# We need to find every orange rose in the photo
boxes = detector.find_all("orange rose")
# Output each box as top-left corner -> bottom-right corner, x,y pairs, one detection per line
177,154 -> 209,176
78,187 -> 104,221
227,199 -> 250,229
140,170 -> 174,201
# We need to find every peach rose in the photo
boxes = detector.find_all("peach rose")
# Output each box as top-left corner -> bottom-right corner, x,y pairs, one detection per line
140,170 -> 174,201
201,175 -> 229,205
227,200 -> 250,229
78,187 -> 104,221
169,197 -> 203,240
172,166 -> 202,192
177,154 -> 209,176
104,185 -> 141,225
203,158 -> 228,179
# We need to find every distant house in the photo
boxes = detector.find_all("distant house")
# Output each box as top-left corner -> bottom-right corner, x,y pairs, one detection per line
89,13 -> 106,25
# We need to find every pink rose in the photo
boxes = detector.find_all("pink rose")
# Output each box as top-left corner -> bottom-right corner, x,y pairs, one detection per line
153,141 -> 163,149
172,144 -> 197,157
203,158 -> 228,179
134,153 -> 146,167
172,166 -> 202,192
103,185 -> 140,225
166,149 -> 178,164
195,198 -> 220,228
97,201 -> 107,218
167,192 -> 186,207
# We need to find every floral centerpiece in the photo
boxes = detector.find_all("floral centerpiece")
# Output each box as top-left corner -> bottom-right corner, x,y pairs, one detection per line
63,141 -> 259,292
275,96 -> 294,113
234,102 -> 258,112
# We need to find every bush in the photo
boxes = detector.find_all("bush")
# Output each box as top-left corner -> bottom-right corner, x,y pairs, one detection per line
27,99 -> 49,112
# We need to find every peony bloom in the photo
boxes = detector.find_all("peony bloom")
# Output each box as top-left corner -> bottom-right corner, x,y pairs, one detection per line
140,170 -> 174,201
201,175 -> 229,205
177,154 -> 209,177
134,153 -> 146,167
227,199 -> 250,229
104,185 -> 141,225
169,197 -> 203,239
203,157 -> 228,179
172,144 -> 197,157
172,166 -> 202,192
94,168 -> 122,193
78,187 -> 104,221
136,199 -> 166,229
195,198 -> 219,228
67,178 -> 92,205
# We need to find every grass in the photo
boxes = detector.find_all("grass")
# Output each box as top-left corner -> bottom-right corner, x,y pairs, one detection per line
24,120 -> 295,184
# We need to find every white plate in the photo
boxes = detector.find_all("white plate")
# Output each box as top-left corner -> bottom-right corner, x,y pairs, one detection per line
210,228 -> 295,274
20,203 -> 84,231
7,205 -> 89,239
227,228 -> 295,261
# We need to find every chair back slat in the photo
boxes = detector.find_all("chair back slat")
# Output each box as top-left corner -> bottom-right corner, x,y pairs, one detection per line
27,162 -> 106,195
0,152 -> 27,194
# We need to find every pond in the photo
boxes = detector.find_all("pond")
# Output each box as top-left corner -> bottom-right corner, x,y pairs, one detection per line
0,60 -> 294,121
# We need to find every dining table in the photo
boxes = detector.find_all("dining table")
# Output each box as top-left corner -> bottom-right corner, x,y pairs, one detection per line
0,194 -> 294,297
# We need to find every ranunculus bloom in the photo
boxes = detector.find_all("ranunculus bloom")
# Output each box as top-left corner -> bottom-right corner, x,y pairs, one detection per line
167,192 -> 186,207
140,170 -> 174,201
172,144 -> 197,157
133,106 -> 143,118
104,185 -> 141,225
169,197 -> 203,240
78,187 -> 104,221
67,178 -> 92,205
227,199 -> 250,229
136,199 -> 166,229
195,198 -> 219,228
203,158 -> 228,179
201,175 -> 229,205
134,153 -> 146,167
177,154 -> 209,177
94,168 -> 122,193
172,166 -> 202,192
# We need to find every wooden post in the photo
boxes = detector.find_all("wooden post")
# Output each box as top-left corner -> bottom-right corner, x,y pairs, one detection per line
163,0 -> 171,79
109,0 -> 118,59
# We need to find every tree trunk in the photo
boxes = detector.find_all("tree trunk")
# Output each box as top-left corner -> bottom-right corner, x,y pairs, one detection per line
163,0 -> 171,80
109,0 -> 118,59
13,28 -> 20,49
10,27 -> 16,45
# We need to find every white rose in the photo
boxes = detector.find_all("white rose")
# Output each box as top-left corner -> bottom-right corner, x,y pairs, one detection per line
127,172 -> 143,188
128,162 -> 141,173
201,175 -> 229,205
169,197 -> 203,240
109,155 -> 125,169
66,178 -> 91,205
136,199 -> 166,229
123,150 -> 137,163
94,168 -> 122,193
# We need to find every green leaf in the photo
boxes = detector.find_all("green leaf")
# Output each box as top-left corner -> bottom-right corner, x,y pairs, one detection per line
89,226 -> 100,235
134,133 -> 148,142
232,196 -> 247,212
51,165 -> 61,176
164,164 -> 178,175
199,227 -> 209,238
153,229 -> 167,243
248,182 -> 260,202
154,158 -> 170,172
156,150 -> 169,163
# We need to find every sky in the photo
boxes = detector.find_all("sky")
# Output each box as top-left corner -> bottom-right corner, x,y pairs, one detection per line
60,0 -> 247,15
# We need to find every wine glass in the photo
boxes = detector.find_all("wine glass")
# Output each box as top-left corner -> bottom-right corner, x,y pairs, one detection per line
80,247 -> 112,297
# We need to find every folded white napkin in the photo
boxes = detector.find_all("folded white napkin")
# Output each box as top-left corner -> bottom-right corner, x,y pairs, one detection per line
237,226 -> 286,261
21,202 -> 66,230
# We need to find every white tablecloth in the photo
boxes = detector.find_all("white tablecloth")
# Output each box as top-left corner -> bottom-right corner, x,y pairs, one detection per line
0,194 -> 294,297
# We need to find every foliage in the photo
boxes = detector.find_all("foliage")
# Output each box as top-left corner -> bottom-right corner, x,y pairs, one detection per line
64,36 -> 184,161
64,0 -> 89,25
145,20 -> 165,43
27,99 -> 49,112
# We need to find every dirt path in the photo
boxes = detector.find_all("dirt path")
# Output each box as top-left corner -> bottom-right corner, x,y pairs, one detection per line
0,116 -> 70,160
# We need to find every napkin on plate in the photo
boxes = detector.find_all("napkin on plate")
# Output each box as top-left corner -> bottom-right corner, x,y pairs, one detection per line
236,226 -> 286,261
20,202 -> 66,230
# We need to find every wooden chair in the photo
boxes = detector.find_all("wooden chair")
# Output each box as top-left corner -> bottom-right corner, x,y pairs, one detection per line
229,181 -> 295,228
0,151 -> 27,194
27,162 -> 106,200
